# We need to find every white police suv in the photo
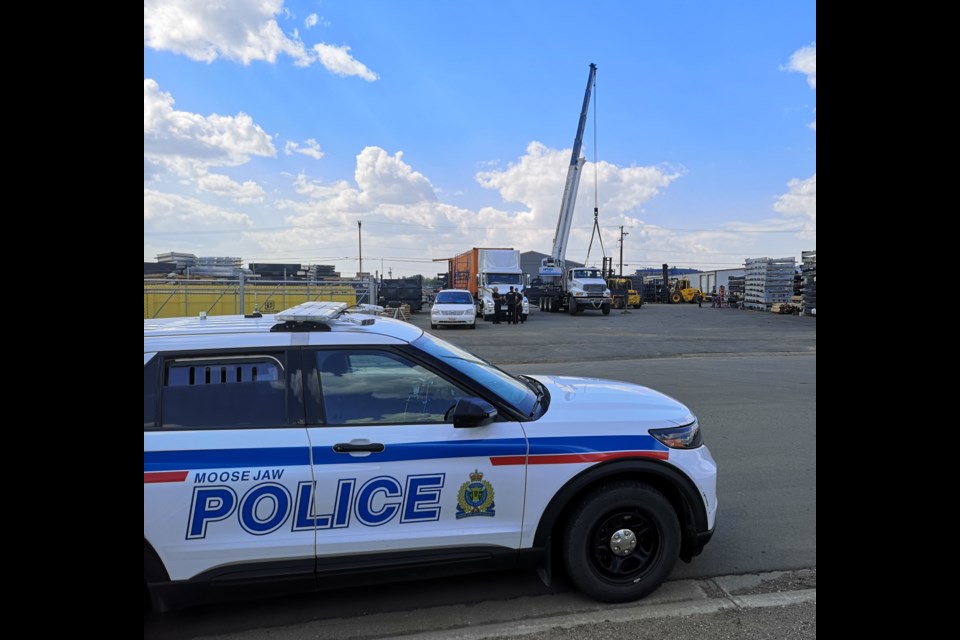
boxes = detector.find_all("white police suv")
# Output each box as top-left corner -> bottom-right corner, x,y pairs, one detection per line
144,302 -> 717,611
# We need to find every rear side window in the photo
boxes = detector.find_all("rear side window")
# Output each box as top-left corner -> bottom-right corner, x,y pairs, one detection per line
160,353 -> 299,429
144,354 -> 158,430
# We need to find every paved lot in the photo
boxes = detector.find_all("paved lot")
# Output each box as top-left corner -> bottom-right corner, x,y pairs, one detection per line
410,302 -> 816,363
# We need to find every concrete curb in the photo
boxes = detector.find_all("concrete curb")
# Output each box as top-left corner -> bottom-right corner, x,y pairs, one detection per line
393,587 -> 816,640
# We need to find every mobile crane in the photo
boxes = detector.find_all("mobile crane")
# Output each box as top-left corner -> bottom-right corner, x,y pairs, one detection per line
536,63 -> 612,315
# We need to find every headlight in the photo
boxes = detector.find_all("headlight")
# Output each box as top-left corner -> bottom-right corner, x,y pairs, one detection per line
650,421 -> 702,449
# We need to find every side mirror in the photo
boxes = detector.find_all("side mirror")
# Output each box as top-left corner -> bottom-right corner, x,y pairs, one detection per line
449,397 -> 497,428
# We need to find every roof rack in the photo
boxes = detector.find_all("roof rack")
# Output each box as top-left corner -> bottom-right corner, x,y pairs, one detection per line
272,301 -> 377,332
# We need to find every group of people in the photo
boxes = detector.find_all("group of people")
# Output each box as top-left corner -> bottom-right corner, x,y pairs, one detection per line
697,285 -> 726,308
491,286 -> 525,324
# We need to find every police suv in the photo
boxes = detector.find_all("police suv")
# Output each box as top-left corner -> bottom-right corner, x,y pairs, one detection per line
144,302 -> 717,611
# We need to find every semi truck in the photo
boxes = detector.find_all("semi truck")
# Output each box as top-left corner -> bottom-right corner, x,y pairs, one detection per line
444,247 -> 529,322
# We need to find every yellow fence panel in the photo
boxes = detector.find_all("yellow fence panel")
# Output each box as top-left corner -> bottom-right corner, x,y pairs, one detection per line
144,281 -> 360,319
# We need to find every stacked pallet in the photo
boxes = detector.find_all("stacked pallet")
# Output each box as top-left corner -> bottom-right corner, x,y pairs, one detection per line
379,304 -> 411,321
801,251 -> 816,316
744,257 -> 795,311
304,264 -> 340,280
156,252 -> 197,271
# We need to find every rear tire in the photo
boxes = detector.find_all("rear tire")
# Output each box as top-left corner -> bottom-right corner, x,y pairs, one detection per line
564,482 -> 680,603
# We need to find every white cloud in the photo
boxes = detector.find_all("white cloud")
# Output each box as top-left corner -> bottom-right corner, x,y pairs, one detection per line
284,138 -> 325,160
313,43 -> 379,80
773,173 -> 816,239
143,1 -> 378,79
787,42 -> 816,130
354,147 -> 437,205
474,142 -> 680,258
787,43 -> 816,89
197,173 -> 267,203
144,78 -> 276,177
144,189 -> 254,227
143,0 -> 312,66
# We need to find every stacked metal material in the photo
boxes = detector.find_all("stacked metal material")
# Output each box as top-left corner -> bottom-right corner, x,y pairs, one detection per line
801,251 -> 816,316
744,257 -> 796,311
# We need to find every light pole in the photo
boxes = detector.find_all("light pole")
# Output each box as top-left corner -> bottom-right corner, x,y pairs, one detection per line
619,226 -> 628,277
358,220 -> 362,278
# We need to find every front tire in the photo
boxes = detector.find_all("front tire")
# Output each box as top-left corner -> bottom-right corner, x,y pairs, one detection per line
430,322 -> 438,329
601,303 -> 611,315
568,301 -> 578,315
563,482 -> 680,603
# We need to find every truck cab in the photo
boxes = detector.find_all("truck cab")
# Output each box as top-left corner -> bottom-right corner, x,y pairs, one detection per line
478,272 -> 530,322
566,268 -> 612,315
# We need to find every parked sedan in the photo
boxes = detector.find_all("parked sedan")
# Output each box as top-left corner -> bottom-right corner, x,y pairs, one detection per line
431,289 -> 477,329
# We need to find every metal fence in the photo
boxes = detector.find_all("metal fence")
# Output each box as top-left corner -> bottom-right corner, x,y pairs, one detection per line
144,277 -> 375,319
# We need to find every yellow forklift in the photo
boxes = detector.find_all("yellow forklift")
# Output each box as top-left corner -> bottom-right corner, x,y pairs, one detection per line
669,278 -> 706,304
607,276 -> 642,309
602,258 -> 641,309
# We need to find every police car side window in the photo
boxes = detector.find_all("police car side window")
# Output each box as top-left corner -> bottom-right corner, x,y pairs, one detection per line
314,350 -> 469,425
161,353 -> 292,429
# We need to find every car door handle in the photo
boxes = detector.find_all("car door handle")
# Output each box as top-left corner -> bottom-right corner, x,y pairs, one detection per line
333,442 -> 385,453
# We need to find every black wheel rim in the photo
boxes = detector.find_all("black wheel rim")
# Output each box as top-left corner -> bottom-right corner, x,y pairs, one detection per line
587,508 -> 661,583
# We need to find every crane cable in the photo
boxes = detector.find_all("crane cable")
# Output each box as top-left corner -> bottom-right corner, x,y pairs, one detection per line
584,70 -> 606,266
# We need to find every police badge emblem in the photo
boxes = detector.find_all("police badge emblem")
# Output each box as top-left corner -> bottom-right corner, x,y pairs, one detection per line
456,469 -> 495,518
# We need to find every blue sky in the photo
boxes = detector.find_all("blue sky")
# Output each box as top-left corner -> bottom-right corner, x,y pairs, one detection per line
144,0 -> 816,277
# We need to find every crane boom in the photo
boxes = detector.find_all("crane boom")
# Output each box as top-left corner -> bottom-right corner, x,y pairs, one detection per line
541,63 -> 596,277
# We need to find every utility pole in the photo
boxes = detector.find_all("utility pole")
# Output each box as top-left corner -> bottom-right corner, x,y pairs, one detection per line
358,221 -> 363,278
619,226 -> 628,277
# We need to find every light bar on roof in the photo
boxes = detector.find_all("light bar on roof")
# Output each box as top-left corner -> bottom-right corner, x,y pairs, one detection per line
276,302 -> 348,322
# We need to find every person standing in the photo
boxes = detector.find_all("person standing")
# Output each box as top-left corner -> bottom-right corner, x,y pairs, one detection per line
492,287 -> 502,323
717,285 -> 725,309
506,286 -> 518,324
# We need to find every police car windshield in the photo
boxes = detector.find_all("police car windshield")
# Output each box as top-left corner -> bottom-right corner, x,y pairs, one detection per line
412,333 -> 538,416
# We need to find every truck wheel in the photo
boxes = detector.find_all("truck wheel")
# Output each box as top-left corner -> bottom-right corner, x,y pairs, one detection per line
602,303 -> 611,315
670,292 -> 682,304
564,481 -> 680,603
431,322 -> 438,329
568,302 -> 578,315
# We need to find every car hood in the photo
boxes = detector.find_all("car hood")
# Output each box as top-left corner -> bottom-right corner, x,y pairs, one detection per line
432,303 -> 474,312
527,374 -> 695,428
